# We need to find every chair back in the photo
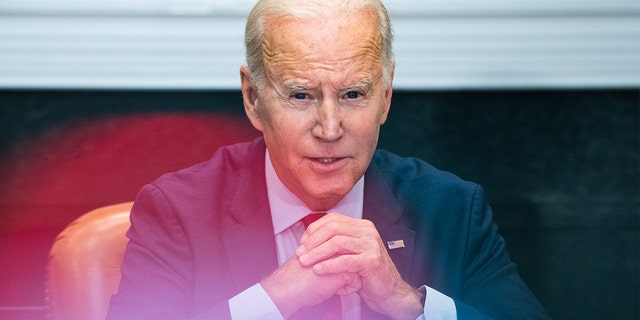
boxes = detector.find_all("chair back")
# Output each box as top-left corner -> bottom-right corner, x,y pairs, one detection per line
46,202 -> 133,320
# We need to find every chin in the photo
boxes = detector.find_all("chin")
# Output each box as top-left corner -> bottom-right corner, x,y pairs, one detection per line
308,188 -> 350,205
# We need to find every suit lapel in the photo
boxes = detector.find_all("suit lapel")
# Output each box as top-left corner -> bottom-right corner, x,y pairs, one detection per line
363,168 -> 417,283
220,139 -> 279,292
361,168 -> 417,319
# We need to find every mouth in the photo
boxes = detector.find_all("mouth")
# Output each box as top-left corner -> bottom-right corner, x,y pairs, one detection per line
315,158 -> 341,164
309,157 -> 348,168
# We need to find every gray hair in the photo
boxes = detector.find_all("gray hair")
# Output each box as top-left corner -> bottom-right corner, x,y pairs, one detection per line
244,0 -> 394,93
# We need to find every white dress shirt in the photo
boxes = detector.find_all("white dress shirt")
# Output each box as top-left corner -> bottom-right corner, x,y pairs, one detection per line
228,150 -> 457,319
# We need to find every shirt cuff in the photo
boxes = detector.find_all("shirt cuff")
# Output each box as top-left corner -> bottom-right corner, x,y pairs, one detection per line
228,283 -> 284,320
416,285 -> 457,320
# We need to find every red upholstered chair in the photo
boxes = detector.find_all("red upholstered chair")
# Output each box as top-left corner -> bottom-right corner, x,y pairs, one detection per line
46,202 -> 133,320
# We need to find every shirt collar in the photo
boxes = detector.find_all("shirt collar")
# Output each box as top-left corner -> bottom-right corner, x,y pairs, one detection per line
265,149 -> 364,235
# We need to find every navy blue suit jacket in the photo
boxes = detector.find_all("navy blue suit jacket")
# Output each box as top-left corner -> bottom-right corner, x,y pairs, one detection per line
107,138 -> 549,319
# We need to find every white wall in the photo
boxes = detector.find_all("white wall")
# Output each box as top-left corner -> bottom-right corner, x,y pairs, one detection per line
0,0 -> 638,89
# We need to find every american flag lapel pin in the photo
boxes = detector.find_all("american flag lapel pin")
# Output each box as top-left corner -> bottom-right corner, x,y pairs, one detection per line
387,240 -> 405,250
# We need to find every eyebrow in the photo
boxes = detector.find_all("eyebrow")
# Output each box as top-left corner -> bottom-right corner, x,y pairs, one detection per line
346,78 -> 374,90
281,78 -> 374,92
282,80 -> 315,91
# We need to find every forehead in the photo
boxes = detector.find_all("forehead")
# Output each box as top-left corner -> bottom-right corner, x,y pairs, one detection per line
261,9 -> 383,85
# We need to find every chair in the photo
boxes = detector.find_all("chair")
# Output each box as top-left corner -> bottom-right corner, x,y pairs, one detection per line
46,202 -> 133,320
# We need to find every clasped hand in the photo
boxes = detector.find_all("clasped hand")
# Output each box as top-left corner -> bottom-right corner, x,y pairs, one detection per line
260,213 -> 423,319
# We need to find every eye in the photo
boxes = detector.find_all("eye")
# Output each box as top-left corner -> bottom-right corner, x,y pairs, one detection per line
292,93 -> 308,100
345,91 -> 361,99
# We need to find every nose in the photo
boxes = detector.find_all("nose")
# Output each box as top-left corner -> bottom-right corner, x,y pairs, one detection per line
312,99 -> 344,141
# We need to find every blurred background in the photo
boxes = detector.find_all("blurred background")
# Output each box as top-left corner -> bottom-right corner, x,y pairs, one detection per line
0,0 -> 638,319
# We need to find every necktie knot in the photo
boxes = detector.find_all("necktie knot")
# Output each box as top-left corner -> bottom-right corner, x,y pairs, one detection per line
300,212 -> 326,229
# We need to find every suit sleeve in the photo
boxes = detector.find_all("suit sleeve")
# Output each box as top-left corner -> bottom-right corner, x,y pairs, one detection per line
453,185 -> 550,319
106,184 -> 233,320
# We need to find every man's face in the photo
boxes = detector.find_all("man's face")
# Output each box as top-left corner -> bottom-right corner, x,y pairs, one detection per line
242,9 -> 393,211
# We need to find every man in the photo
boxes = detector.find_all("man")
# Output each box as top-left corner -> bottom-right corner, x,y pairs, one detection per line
107,0 -> 550,319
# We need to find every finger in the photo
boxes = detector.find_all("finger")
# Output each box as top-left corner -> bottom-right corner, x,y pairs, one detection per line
298,215 -> 374,254
298,235 -> 376,267
300,212 -> 365,242
262,255 -> 365,315
312,253 -> 371,275
335,273 -> 362,295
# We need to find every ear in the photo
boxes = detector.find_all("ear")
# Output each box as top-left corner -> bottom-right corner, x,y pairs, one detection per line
379,61 -> 395,125
240,66 -> 264,132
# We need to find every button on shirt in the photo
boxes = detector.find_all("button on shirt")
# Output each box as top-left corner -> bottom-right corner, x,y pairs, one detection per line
228,150 -> 457,319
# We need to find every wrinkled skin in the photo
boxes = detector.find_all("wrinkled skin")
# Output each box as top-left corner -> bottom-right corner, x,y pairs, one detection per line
241,7 -> 423,319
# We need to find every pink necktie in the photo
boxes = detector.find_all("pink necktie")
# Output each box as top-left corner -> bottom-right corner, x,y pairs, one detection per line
301,212 -> 326,229
291,212 -> 342,320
